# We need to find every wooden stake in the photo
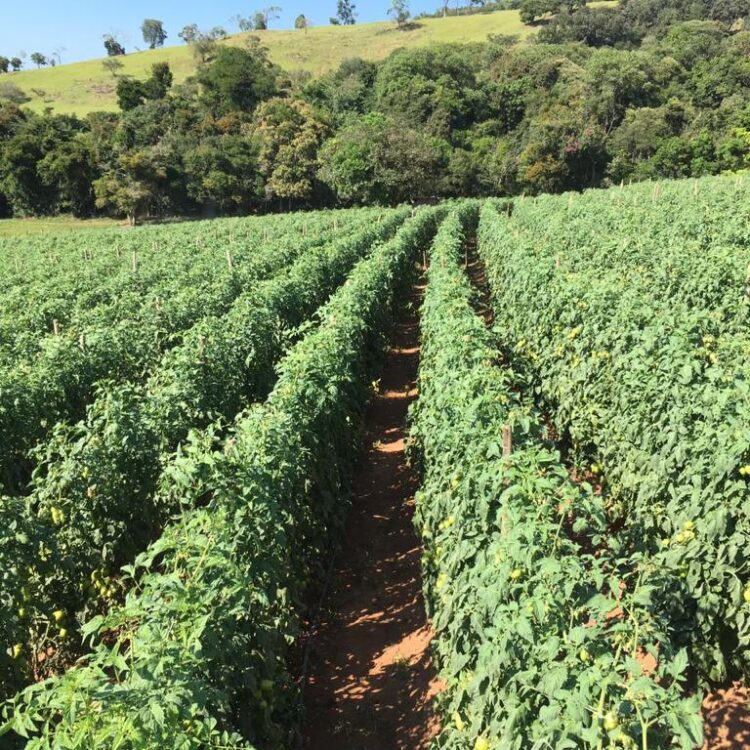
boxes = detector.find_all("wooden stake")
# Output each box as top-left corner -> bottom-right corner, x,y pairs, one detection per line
79,334 -> 86,352
132,251 -> 138,273
502,424 -> 512,457
226,248 -> 234,271
52,319 -> 60,336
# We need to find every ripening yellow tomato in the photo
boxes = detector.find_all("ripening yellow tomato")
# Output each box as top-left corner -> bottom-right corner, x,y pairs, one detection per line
603,711 -> 619,731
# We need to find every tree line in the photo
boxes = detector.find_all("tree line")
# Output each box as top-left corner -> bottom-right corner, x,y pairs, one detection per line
2,0 -> 750,222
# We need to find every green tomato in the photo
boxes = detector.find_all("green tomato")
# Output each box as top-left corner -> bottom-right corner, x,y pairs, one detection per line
603,711 -> 619,731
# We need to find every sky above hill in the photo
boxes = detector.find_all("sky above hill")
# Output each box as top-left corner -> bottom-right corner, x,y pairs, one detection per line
0,0 -> 451,64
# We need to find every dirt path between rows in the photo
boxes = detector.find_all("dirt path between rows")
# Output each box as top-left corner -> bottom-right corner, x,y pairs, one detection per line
301,280 -> 442,750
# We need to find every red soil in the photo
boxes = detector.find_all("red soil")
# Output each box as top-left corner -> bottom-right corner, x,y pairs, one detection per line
301,282 -> 443,750
703,683 -> 750,749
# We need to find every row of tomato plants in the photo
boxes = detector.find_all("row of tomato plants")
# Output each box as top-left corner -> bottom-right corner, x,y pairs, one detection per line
409,206 -> 702,749
0,206 -> 439,749
508,176 -> 750,333
478,183 -> 750,686
0,211 -> 375,495
0,208 -> 408,703
0,209 -> 357,359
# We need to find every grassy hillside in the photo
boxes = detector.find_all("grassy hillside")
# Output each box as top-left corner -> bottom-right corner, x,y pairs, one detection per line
6,10 -> 539,117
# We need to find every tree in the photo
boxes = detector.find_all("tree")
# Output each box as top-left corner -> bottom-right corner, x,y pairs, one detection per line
196,46 -> 277,114
94,148 -> 167,224
374,46 -> 482,135
30,52 -> 47,68
37,136 -> 97,216
295,14 -> 310,30
331,0 -> 357,25
184,135 -> 260,212
253,6 -> 281,30
103,35 -> 126,57
520,0 -> 586,24
10,58 -> 22,72
184,26 -> 229,64
318,113 -> 448,204
388,0 -> 410,27
0,114 -> 90,215
233,15 -> 254,31
141,19 -> 167,49
142,62 -> 173,99
116,78 -> 145,111
252,98 -> 328,203
0,57 -> 9,74
178,24 -> 199,44
102,57 -> 125,77
115,63 -> 174,110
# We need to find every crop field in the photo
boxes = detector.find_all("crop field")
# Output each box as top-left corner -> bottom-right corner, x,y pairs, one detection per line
0,173 -> 749,748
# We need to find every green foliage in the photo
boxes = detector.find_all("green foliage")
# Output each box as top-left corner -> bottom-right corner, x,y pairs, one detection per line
115,63 -> 174,111
0,209 -> 405,707
183,135 -> 260,209
196,46 -> 277,115
332,0 -> 357,25
318,112 -> 449,204
251,98 -> 328,202
388,0 -> 411,26
103,35 -> 126,57
4,0 -> 750,218
412,205 -> 702,749
140,18 -> 167,49
479,175 -> 750,684
0,208 -> 439,748
520,0 -> 585,24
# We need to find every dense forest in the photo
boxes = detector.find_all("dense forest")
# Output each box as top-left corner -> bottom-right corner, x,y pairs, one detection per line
2,0 -> 750,221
